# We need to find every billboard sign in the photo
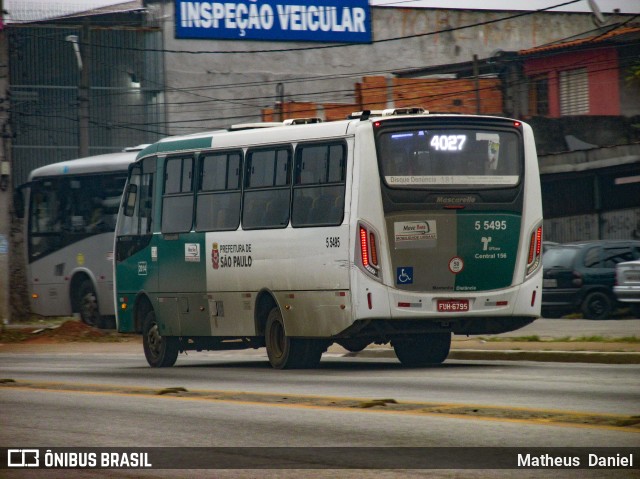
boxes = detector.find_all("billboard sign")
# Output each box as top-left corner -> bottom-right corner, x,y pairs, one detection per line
175,0 -> 372,43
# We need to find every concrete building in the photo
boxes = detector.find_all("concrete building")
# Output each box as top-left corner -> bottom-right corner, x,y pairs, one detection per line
156,1 -> 612,134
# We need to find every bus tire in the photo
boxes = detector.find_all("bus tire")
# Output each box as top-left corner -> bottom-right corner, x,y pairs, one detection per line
77,280 -> 103,328
392,333 -> 451,367
142,310 -> 179,368
265,307 -> 322,369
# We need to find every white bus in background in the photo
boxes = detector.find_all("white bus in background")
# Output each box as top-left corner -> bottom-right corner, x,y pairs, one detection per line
16,146 -> 147,328
114,109 -> 543,368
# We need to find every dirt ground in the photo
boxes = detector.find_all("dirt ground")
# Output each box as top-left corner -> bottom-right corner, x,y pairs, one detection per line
0,320 -> 139,344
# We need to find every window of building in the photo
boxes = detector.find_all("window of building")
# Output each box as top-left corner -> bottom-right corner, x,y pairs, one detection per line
196,151 -> 242,231
529,76 -> 549,116
559,68 -> 589,115
162,156 -> 194,233
242,147 -> 292,229
292,142 -> 346,227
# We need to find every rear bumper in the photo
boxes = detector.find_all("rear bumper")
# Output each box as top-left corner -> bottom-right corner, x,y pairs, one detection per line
541,288 -> 580,309
613,286 -> 640,303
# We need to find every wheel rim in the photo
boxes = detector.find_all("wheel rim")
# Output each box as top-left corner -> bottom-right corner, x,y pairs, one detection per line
586,294 -> 608,318
146,323 -> 163,359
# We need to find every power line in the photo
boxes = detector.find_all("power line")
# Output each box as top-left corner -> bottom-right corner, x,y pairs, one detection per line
34,29 -> 636,121
15,0 -> 583,56
9,2 -> 637,136
12,55 -> 633,135
10,0 -> 611,115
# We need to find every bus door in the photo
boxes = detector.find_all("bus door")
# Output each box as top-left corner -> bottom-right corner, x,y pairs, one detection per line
115,158 -> 158,331
156,155 -> 208,336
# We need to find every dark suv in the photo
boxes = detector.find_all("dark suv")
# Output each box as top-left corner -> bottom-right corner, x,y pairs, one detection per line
542,240 -> 640,319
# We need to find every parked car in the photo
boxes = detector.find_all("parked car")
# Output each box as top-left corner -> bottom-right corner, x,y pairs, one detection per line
541,240 -> 640,319
614,259 -> 640,318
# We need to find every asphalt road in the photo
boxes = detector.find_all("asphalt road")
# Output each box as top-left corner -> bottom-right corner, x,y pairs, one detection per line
1,319 -> 639,478
1,351 -> 639,414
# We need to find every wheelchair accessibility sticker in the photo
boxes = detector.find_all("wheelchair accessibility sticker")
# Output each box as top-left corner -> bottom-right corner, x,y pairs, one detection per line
397,267 -> 414,285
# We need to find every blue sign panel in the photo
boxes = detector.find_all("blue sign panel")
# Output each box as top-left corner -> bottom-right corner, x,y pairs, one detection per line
175,0 -> 372,43
397,267 -> 414,285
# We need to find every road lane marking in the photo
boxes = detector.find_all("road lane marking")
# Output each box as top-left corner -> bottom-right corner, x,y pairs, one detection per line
2,379 -> 640,433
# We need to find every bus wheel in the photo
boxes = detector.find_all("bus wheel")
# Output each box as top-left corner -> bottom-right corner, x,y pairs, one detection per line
392,333 -> 451,367
142,310 -> 179,368
78,281 -> 103,328
265,307 -> 322,369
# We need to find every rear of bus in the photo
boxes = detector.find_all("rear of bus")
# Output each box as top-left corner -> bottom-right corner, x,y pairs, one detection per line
349,113 -> 542,359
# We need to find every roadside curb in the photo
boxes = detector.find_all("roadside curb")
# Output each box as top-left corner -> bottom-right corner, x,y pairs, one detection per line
350,348 -> 640,364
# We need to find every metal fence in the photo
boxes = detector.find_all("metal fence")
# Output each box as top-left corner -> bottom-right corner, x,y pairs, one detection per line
9,23 -> 165,186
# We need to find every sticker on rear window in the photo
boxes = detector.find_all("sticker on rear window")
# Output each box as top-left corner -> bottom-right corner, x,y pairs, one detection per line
394,221 -> 437,249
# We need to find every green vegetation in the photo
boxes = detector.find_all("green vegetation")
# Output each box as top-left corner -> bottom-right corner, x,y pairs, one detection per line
483,335 -> 639,343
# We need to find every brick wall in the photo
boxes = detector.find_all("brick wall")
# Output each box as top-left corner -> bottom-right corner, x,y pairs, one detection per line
263,75 -> 503,121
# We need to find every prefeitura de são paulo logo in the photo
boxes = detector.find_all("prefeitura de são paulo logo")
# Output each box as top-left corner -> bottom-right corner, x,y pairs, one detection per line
212,242 -> 219,269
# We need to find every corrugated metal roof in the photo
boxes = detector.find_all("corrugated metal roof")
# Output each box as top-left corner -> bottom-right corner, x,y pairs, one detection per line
519,26 -> 640,55
4,0 -> 143,24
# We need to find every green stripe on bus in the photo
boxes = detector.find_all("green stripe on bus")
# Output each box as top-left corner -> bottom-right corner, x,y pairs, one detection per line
136,137 -> 213,158
157,137 -> 213,152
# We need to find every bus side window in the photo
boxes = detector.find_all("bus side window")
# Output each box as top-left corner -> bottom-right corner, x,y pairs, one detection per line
242,147 -> 291,230
162,156 -> 194,233
195,151 -> 242,232
292,142 -> 346,228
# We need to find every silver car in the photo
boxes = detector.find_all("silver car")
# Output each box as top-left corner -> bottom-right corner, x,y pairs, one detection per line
614,259 -> 640,318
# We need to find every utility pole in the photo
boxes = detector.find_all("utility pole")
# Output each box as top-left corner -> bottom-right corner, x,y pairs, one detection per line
78,18 -> 91,158
0,0 -> 11,325
68,20 -> 90,158
79,20 -> 90,157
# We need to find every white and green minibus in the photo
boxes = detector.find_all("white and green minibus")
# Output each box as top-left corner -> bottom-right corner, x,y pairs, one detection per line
114,109 -> 543,368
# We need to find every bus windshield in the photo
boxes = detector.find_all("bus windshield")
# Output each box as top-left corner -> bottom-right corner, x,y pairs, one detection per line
376,127 -> 521,188
28,174 -> 126,261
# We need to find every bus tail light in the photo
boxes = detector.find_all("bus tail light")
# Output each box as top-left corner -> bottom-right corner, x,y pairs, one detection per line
526,224 -> 543,276
358,222 -> 380,278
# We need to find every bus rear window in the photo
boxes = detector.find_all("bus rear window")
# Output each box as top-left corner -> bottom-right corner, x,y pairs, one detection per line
376,128 -> 521,188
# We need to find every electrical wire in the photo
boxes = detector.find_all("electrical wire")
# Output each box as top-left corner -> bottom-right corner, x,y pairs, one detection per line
8,2 -> 638,136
